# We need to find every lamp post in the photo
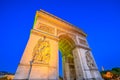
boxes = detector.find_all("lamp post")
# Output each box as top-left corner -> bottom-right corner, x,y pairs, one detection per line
27,37 -> 46,79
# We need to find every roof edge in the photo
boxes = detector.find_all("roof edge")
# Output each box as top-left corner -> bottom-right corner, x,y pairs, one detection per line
38,9 -> 87,36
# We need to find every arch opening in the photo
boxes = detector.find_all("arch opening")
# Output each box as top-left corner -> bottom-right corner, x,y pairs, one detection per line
59,35 -> 76,80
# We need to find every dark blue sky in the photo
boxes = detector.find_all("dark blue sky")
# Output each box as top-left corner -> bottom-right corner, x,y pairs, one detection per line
0,0 -> 120,76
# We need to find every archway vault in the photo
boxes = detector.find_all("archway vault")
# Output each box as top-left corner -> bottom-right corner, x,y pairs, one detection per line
59,34 -> 76,80
14,10 -> 103,80
59,35 -> 75,58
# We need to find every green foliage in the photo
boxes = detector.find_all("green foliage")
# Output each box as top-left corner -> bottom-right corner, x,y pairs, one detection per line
110,67 -> 120,79
100,67 -> 120,79
111,67 -> 120,75
101,67 -> 120,75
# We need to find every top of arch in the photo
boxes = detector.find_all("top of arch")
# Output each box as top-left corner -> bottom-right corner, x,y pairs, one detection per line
34,9 -> 87,37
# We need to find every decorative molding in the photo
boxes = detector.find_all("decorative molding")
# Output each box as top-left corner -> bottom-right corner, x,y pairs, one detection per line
57,29 -> 64,36
78,34 -> 86,39
79,38 -> 87,46
31,29 -> 59,41
74,45 -> 91,50
36,23 -> 55,34
57,29 -> 76,40
19,63 -> 56,68
36,10 -> 87,37
84,69 -> 98,71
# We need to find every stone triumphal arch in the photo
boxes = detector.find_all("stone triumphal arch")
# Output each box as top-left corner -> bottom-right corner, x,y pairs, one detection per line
14,10 -> 103,80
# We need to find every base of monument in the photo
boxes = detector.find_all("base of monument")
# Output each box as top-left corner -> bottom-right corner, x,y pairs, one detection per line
82,78 -> 103,80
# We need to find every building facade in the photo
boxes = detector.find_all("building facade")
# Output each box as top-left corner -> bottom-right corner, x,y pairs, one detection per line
14,10 -> 103,80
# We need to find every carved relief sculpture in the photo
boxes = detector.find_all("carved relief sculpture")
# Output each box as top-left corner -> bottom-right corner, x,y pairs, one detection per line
37,23 -> 55,34
14,10 -> 103,80
79,38 -> 87,46
86,51 -> 96,69
32,37 -> 50,64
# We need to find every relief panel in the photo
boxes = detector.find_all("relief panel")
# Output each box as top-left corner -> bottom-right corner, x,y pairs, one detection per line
32,37 -> 50,64
37,23 -> 55,34
85,51 -> 96,69
79,38 -> 87,46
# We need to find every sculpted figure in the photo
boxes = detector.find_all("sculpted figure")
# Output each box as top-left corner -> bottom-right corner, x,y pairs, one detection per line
32,38 -> 50,64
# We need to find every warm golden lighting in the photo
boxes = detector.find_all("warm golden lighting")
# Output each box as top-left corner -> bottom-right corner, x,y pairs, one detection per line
102,72 -> 113,79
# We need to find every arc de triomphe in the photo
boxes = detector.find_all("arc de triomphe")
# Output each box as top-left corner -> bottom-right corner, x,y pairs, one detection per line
14,10 -> 103,80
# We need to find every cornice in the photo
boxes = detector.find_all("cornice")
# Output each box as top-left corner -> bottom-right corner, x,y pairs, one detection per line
74,45 -> 91,51
35,9 -> 87,37
31,29 -> 59,42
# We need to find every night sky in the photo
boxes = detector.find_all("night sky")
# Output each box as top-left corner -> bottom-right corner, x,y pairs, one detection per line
0,0 -> 120,76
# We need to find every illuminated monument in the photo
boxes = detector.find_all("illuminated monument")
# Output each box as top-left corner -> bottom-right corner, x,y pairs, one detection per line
14,10 -> 103,80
